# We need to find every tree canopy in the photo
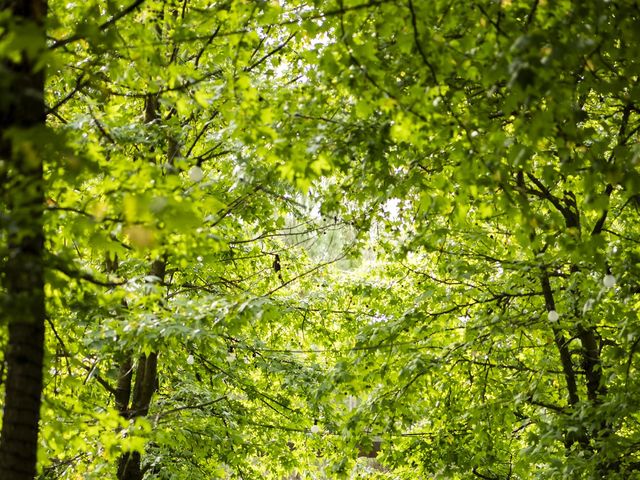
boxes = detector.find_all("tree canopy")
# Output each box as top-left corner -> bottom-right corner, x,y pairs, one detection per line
1,0 -> 640,479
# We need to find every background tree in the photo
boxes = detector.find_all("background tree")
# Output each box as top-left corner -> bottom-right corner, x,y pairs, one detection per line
40,0 -> 344,478
271,0 -> 640,478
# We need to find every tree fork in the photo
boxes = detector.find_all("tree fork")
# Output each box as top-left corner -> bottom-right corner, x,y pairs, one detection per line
117,352 -> 158,480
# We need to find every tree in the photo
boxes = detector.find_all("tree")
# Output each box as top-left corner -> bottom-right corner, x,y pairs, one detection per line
0,1 -> 48,478
40,0 -> 336,478
3,1 -> 640,479
271,0 -> 640,477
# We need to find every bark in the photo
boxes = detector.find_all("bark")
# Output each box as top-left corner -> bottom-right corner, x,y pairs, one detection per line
117,450 -> 142,480
116,336 -> 160,480
116,257 -> 164,480
540,272 -> 579,407
115,357 -> 134,416
0,1 -> 47,478
577,325 -> 604,402
132,353 -> 158,417
117,353 -> 157,480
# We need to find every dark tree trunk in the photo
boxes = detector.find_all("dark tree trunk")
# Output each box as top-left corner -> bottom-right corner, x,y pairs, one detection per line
116,353 -> 158,480
117,451 -> 143,480
116,259 -> 164,480
0,1 -> 47,479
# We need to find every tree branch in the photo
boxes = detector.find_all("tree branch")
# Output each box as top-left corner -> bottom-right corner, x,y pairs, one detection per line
153,396 -> 227,421
50,0 -> 147,49
540,271 -> 579,406
45,74 -> 88,116
246,32 -> 296,72
591,184 -> 614,235
407,0 -> 437,83
49,255 -> 127,287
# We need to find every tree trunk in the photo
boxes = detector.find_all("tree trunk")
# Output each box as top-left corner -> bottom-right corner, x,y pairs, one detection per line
116,260 -> 164,480
117,352 -> 158,480
0,1 -> 48,479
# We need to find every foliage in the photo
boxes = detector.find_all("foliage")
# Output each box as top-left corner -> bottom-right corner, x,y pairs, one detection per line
1,0 -> 640,479
272,0 -> 640,478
